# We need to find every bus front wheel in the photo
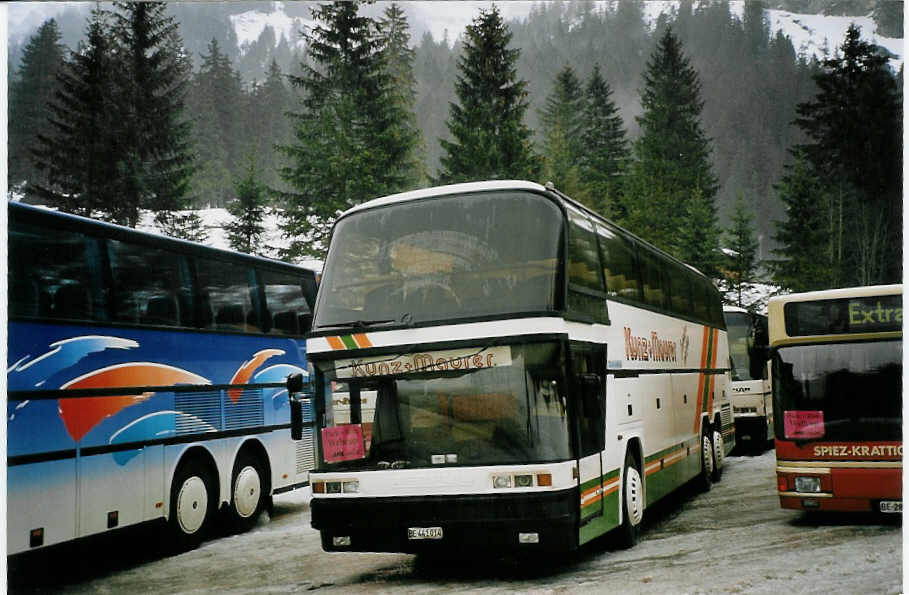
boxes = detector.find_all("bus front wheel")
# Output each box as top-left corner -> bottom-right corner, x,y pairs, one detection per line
617,452 -> 643,549
169,462 -> 215,550
230,451 -> 266,531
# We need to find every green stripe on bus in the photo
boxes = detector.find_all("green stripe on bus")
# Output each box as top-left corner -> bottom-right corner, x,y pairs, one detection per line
579,468 -> 620,492
340,335 -> 359,349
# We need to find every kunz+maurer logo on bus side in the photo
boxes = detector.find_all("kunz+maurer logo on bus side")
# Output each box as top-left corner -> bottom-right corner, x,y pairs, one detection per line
624,327 -> 678,362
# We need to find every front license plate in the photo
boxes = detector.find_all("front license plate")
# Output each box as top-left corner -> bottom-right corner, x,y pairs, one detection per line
408,526 -> 443,540
879,501 -> 901,513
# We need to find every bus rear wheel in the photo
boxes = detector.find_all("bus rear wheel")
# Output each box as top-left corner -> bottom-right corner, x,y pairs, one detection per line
617,452 -> 643,549
698,430 -> 714,492
169,462 -> 215,550
712,427 -> 724,482
230,451 -> 266,531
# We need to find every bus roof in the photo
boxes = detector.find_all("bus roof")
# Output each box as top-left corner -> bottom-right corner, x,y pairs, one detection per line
343,180 -> 548,217
768,284 -> 902,306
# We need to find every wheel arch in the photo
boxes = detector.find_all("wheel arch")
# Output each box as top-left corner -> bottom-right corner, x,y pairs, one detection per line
168,445 -> 220,520
624,437 -> 645,504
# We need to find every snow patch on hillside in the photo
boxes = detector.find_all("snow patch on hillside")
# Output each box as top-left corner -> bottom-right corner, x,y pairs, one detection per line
767,9 -> 903,71
229,1 -> 310,51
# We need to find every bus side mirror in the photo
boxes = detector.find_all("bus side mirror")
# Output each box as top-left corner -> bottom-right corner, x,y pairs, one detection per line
287,373 -> 305,440
287,372 -> 304,395
290,398 -> 304,441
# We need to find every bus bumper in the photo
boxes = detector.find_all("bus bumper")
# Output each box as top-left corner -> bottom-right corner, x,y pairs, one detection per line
311,489 -> 579,553
777,466 -> 902,513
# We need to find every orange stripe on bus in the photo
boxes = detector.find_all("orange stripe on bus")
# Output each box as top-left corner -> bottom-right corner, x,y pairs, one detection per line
693,326 -> 710,433
353,333 -> 373,348
326,336 -> 345,350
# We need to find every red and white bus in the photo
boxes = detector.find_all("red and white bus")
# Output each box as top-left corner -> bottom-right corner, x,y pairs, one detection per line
768,285 -> 901,514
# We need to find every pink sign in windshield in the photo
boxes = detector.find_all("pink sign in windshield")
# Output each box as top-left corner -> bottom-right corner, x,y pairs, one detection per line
783,410 -> 825,439
321,425 -> 366,463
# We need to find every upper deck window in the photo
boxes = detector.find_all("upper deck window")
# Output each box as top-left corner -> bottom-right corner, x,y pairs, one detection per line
784,295 -> 903,336
313,191 -> 563,330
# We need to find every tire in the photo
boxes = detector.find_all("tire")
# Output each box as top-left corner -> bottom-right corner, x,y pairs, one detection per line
697,429 -> 714,492
230,451 -> 267,532
617,451 -> 643,549
169,461 -> 215,550
712,427 -> 724,483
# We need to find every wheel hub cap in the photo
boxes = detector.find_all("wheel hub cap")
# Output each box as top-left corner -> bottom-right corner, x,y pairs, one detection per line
234,465 -> 262,519
177,476 -> 208,534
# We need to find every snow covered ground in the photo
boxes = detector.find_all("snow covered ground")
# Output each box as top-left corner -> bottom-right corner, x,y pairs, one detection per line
9,450 -> 902,594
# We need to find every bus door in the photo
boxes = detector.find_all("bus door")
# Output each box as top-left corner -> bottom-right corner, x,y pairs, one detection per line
571,343 -> 607,523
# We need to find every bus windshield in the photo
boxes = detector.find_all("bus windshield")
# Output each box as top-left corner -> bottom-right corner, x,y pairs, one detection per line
314,342 -> 570,470
725,311 -> 767,381
312,191 -> 563,330
772,340 -> 902,441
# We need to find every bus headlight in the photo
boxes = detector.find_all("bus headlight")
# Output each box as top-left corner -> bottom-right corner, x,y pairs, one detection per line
342,480 -> 360,493
514,474 -> 533,488
492,475 -> 512,489
794,476 -> 821,493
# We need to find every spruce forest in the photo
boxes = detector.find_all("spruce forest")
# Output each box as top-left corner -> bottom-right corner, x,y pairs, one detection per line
7,0 -> 903,304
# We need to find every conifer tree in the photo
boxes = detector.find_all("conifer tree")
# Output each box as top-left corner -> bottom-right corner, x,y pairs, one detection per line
9,19 -> 66,192
31,9 -> 119,219
724,194 -> 761,307
579,64 -> 629,217
540,64 -> 585,156
674,186 -> 722,278
248,59 -> 294,192
109,1 -> 196,232
438,6 -> 540,183
791,24 -> 901,286
226,158 -> 270,256
278,1 -> 418,259
539,64 -> 586,201
189,38 -> 245,207
771,153 -> 833,292
621,26 -> 718,259
377,2 -> 424,188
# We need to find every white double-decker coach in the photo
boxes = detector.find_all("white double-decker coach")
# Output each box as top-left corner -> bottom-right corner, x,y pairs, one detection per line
288,180 -> 732,554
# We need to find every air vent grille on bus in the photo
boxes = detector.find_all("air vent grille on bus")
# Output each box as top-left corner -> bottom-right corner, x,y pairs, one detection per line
175,391 -> 222,434
296,427 -> 316,474
224,389 -> 265,430
721,403 -> 733,427
301,398 -> 315,423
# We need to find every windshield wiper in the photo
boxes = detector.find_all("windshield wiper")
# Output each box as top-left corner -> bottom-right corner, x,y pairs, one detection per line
321,313 -> 415,331
321,318 -> 398,330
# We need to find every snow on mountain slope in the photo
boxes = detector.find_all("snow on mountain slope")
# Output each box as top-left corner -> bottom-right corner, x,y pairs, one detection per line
229,1 -> 311,51
226,1 -> 902,71
766,9 -> 903,70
